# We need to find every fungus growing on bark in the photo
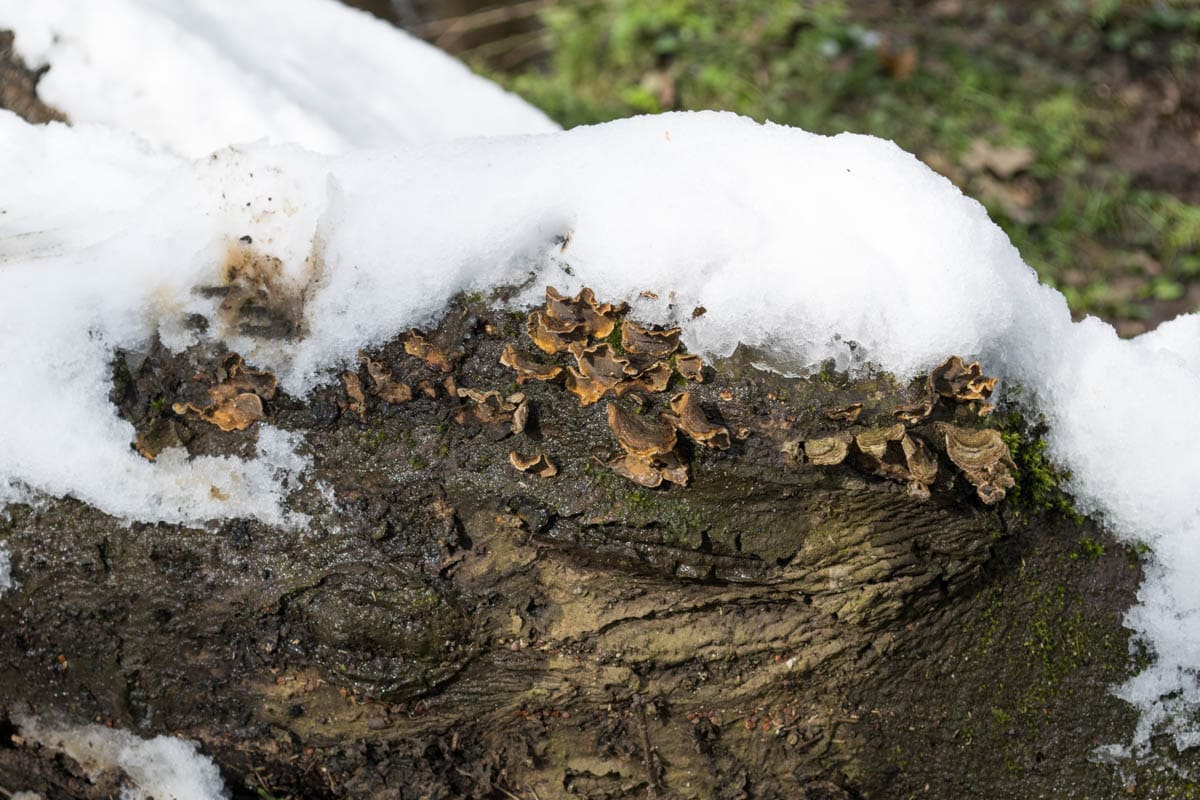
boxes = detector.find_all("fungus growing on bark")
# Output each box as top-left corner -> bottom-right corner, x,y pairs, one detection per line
564,343 -> 637,406
404,330 -> 455,372
931,356 -> 996,403
526,310 -> 588,354
500,345 -> 563,385
509,450 -> 558,478
934,423 -> 1015,504
667,392 -> 730,450
455,388 -> 529,435
895,355 -> 997,423
359,353 -> 413,404
171,354 -> 277,431
824,402 -> 863,423
615,361 -> 674,396
804,432 -> 853,465
544,286 -> 626,338
900,434 -> 939,499
853,424 -> 907,461
607,403 -> 677,457
605,402 -> 689,487
339,371 -> 367,423
620,320 -> 681,359
675,353 -> 705,382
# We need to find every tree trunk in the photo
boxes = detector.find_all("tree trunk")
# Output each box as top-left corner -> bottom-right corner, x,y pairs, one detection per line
0,292 -> 1177,800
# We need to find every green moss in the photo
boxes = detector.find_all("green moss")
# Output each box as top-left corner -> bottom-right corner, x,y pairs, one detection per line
995,412 -> 1080,521
1070,537 -> 1105,560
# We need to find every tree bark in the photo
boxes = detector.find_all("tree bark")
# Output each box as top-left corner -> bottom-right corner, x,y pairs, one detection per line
0,293 -> 1176,800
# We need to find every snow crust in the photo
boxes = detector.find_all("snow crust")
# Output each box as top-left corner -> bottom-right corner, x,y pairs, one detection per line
0,0 -> 558,156
16,715 -> 227,800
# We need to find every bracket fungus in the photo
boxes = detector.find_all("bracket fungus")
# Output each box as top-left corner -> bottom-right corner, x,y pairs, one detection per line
667,392 -> 731,450
359,353 -> 413,404
804,432 -> 853,465
894,355 -> 998,423
824,402 -> 864,424
500,345 -> 563,385
933,423 -> 1016,504
620,319 -> 682,359
341,371 -> 367,423
455,388 -> 529,436
509,450 -> 558,478
675,353 -> 705,383
544,286 -> 626,339
605,402 -> 689,488
526,310 -> 588,355
171,353 -> 277,432
404,330 -> 456,372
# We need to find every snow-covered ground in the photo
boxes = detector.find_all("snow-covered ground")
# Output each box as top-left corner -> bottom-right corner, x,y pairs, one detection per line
1,0 -> 1198,774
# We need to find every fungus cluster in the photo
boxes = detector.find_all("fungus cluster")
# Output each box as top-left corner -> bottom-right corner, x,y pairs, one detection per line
500,287 -> 727,487
795,356 -> 1015,505
171,353 -> 277,432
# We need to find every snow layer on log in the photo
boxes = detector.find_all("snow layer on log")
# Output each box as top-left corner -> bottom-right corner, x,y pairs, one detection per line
0,0 -> 558,156
1,107 -> 1199,750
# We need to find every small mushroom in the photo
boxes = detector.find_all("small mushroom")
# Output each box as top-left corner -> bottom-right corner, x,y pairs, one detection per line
509,450 -> 558,478
500,345 -> 563,385
527,310 -> 588,354
404,330 -> 455,372
675,353 -> 705,382
544,286 -> 626,339
620,319 -> 681,359
934,423 -> 1015,505
667,392 -> 730,450
606,403 -> 677,458
824,402 -> 863,423
804,432 -> 853,465
360,353 -> 412,404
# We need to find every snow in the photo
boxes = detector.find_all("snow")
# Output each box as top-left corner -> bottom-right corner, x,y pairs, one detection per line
0,541 -> 12,596
15,715 -> 227,800
0,0 -> 558,157
0,0 -> 1198,765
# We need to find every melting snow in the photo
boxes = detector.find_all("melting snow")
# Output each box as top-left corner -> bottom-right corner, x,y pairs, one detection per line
16,715 -> 227,800
1,0 -> 1199,764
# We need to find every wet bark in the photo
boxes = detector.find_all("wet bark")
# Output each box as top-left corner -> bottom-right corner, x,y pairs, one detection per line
0,294 -> 1172,800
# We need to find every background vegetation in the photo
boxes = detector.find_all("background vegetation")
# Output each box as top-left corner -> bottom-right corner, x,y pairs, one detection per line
393,0 -> 1200,335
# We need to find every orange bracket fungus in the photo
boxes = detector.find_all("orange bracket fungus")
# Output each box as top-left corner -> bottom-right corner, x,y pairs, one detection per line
171,353 -> 277,432
509,450 -> 558,478
359,353 -> 413,404
500,345 -> 563,385
620,319 -> 681,359
404,330 -> 456,372
666,392 -> 731,450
